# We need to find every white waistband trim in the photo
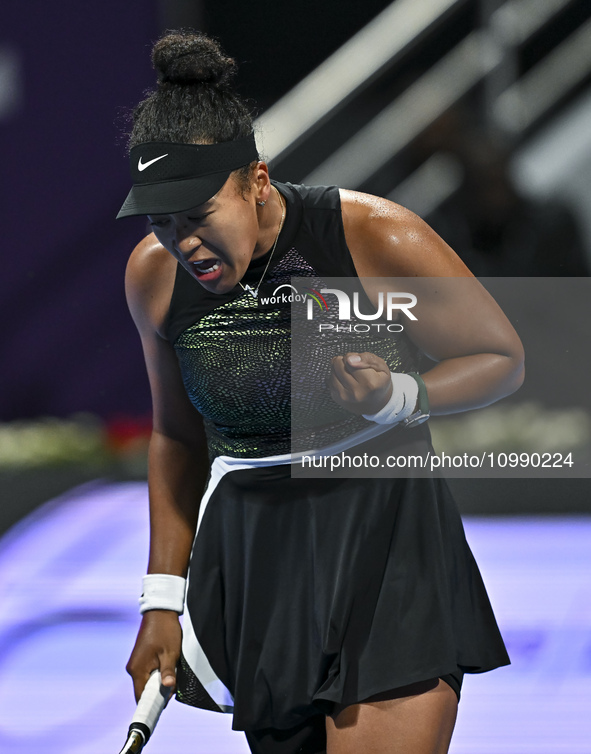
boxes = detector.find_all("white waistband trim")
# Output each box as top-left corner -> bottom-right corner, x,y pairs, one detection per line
213,421 -> 398,473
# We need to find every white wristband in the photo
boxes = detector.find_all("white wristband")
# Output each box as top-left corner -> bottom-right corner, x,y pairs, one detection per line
139,574 -> 186,615
362,372 -> 419,425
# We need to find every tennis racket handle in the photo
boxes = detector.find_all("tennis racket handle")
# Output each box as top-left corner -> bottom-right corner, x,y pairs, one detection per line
118,727 -> 147,754
118,670 -> 173,753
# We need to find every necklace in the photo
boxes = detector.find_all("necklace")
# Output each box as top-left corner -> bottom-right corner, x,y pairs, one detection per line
239,186 -> 286,299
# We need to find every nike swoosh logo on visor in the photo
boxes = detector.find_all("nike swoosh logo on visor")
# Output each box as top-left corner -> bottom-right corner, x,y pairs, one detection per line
138,153 -> 169,171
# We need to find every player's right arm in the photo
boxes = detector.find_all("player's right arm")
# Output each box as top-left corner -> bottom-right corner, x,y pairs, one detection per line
124,235 -> 210,702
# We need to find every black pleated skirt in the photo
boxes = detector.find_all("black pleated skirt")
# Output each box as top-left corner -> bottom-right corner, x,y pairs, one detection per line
176,443 -> 509,732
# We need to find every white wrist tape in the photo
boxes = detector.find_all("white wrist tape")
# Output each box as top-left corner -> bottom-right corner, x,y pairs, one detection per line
362,372 -> 419,425
139,574 -> 186,615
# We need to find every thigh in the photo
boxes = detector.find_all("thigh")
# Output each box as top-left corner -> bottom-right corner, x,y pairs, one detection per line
326,678 -> 458,754
245,715 -> 327,754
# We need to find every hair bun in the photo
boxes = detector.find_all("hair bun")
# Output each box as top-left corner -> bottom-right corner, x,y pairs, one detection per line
152,30 -> 236,87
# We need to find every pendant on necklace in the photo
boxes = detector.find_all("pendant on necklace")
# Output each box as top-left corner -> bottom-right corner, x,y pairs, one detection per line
242,284 -> 258,298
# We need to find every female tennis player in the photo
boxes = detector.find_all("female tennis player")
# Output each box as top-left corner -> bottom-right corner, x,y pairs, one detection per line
118,30 -> 524,754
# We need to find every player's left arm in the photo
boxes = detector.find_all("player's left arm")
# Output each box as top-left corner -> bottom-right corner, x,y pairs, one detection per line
337,190 -> 525,415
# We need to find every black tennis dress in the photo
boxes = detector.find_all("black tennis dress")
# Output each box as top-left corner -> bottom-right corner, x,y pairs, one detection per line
169,182 -> 510,732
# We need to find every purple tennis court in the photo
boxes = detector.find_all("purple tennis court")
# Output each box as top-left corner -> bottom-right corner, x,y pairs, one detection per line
0,481 -> 589,753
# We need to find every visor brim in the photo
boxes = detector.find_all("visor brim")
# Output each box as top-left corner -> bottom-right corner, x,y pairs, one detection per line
116,171 -> 232,219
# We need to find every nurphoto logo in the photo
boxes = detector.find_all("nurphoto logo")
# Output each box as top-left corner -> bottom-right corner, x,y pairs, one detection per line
305,288 -> 417,321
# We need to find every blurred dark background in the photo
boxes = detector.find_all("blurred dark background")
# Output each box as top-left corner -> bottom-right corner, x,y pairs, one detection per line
2,0 -> 591,524
1,0 -> 401,423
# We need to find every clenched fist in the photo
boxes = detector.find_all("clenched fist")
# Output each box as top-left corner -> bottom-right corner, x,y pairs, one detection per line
328,352 -> 392,416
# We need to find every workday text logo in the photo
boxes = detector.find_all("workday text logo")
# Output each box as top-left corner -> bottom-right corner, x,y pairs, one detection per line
258,284 -> 323,307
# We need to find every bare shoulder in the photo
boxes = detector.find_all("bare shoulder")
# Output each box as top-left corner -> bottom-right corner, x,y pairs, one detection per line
125,233 -> 177,337
339,189 -> 472,278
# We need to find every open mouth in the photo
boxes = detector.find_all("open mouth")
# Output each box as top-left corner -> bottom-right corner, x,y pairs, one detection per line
191,259 -> 222,280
